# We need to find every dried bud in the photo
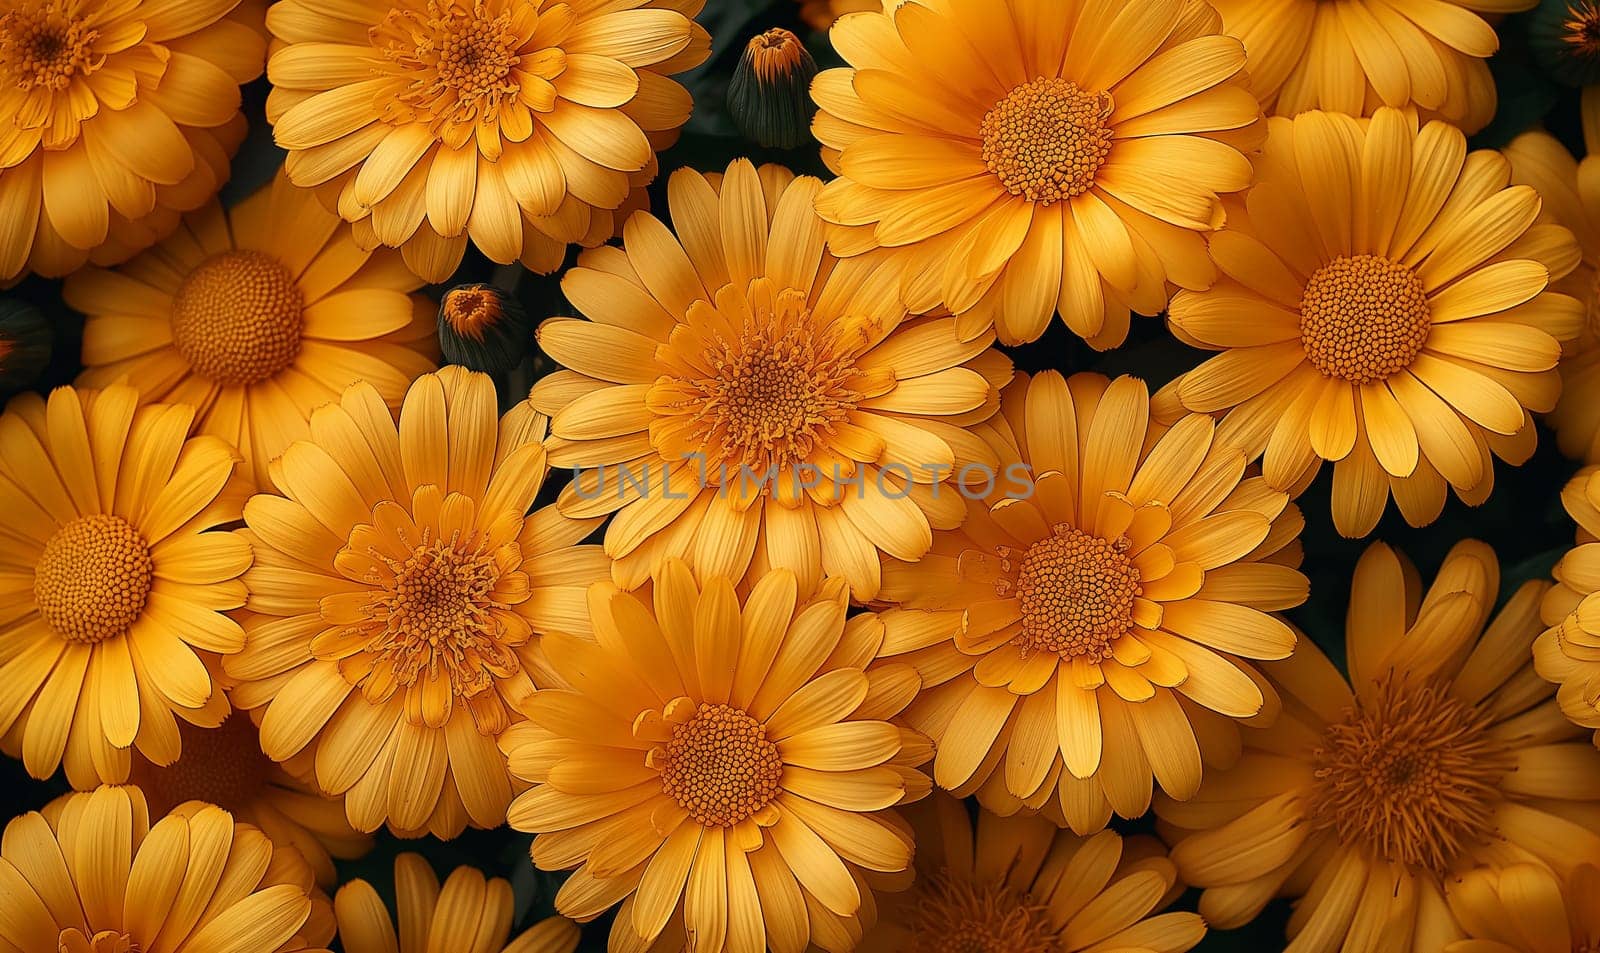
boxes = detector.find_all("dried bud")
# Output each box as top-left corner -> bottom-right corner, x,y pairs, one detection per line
1531,0 -> 1600,86
0,299 -> 51,392
728,28 -> 818,150
437,283 -> 530,375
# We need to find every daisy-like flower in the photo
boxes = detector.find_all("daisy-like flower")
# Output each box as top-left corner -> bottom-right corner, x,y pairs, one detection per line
1530,0 -> 1600,86
334,854 -> 580,953
226,368 -> 608,839
0,0 -> 264,280
858,793 -> 1205,953
1158,540 -> 1600,950
1210,0 -> 1523,132
0,385 -> 250,788
1502,129 -> 1600,463
126,712 -> 372,887
501,562 -> 931,953
68,172 -> 439,489
1535,466 -> 1600,747
533,159 -> 1010,601
1159,108 -> 1584,538
874,371 -> 1306,833
1445,863 -> 1600,953
1,785 -> 334,953
809,0 -> 1262,348
264,0 -> 710,282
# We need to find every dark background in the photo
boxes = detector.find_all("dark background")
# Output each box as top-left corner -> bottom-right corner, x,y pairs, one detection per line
0,1 -> 1588,949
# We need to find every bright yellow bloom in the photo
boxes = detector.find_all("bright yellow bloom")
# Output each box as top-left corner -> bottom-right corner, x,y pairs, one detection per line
858,793 -> 1205,953
126,711 -> 372,887
1159,108 -> 1583,538
1159,541 -> 1600,949
0,0 -> 265,280
0,385 -> 250,788
797,0 -> 880,30
226,368 -> 608,838
810,0 -> 1262,348
533,158 -> 1010,602
1212,0 -> 1528,133
69,172 -> 439,489
265,0 -> 710,282
335,854 -> 580,953
501,563 -> 930,953
875,371 -> 1306,833
2,785 -> 334,953
1502,129 -> 1600,463
1445,863 -> 1600,953
1536,465 -> 1600,747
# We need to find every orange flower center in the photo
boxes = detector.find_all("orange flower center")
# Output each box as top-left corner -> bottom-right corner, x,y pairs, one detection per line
1308,676 -> 1511,874
1007,525 -> 1140,661
33,514 -> 153,644
440,285 -> 503,342
980,77 -> 1114,205
128,714 -> 273,816
1298,254 -> 1431,385
657,703 -> 783,828
907,871 -> 1058,953
656,290 -> 864,477
57,930 -> 138,953
376,0 -> 536,128
359,538 -> 516,699
171,250 -> 305,387
0,2 -> 100,91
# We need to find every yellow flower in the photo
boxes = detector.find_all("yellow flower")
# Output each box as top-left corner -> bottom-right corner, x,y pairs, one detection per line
1211,0 -> 1527,133
69,172 -> 439,489
126,711 -> 372,887
810,0 -> 1261,348
334,854 -> 580,953
3,785 -> 334,953
533,158 -> 1010,602
0,385 -> 250,788
0,0 -> 265,281
265,0 -> 710,282
1158,541 -> 1600,948
226,368 -> 609,839
1502,129 -> 1600,463
797,0 -> 881,31
1445,863 -> 1600,953
857,793 -> 1205,953
1159,108 -> 1584,538
1536,465 -> 1600,747
501,562 -> 930,953
874,371 -> 1306,833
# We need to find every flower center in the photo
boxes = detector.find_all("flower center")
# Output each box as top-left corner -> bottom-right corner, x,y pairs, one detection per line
1565,0 -> 1600,55
980,77 -> 1114,205
356,537 -> 517,699
908,871 -> 1058,953
657,703 -> 783,828
33,515 -> 153,645
170,250 -> 305,387
376,0 -> 533,128
1007,525 -> 1140,661
655,290 -> 864,477
128,713 -> 273,816
1308,676 -> 1511,874
1298,254 -> 1432,385
440,285 -> 503,342
57,930 -> 138,953
0,2 -> 100,91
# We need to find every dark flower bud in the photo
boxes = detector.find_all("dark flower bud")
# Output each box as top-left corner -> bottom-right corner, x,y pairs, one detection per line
437,283 -> 530,375
728,28 -> 818,150
1531,0 -> 1600,86
0,299 -> 51,392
